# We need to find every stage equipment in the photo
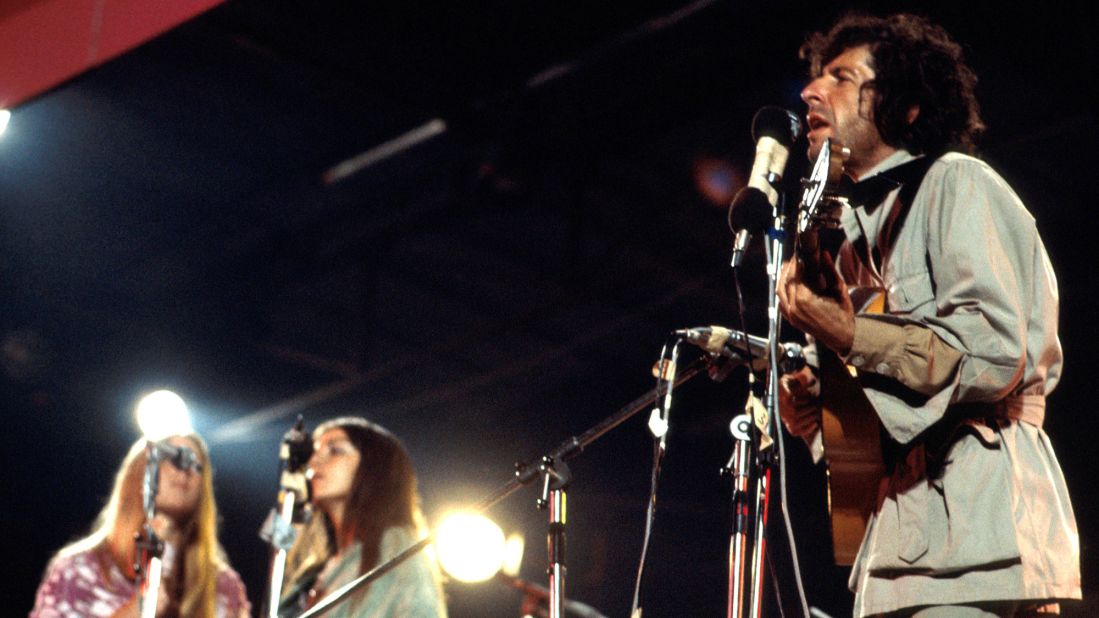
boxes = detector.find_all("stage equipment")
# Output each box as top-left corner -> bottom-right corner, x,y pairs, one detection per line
729,106 -> 801,268
294,354 -> 742,618
260,416 -> 313,618
135,439 -> 201,618
719,106 -> 824,618
677,326 -> 804,373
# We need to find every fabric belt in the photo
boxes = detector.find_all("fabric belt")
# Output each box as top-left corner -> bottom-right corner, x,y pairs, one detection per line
916,394 -> 1047,475
994,393 -> 1046,428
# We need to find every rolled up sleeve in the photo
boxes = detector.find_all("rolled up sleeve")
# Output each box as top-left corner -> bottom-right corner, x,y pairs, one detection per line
845,316 -> 964,396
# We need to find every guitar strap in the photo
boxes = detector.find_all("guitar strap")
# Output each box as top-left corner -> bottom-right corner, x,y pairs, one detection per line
848,154 -> 938,274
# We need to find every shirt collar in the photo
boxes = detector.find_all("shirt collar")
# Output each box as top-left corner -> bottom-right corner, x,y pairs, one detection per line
839,149 -> 922,246
859,149 -> 919,181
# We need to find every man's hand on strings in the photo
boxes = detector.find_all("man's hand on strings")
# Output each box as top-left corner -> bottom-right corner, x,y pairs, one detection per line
778,365 -> 821,440
777,253 -> 856,355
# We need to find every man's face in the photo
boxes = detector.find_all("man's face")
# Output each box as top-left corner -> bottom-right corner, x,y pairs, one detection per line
800,44 -> 895,179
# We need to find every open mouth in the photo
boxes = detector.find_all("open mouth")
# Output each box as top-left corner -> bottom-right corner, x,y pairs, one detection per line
807,114 -> 829,131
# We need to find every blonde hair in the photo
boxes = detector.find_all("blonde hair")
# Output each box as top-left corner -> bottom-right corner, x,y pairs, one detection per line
60,434 -> 230,617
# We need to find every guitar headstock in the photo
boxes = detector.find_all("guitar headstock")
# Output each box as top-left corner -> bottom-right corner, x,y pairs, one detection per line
797,138 -> 850,233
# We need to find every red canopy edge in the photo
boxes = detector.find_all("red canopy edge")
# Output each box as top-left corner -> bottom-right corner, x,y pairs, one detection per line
0,0 -> 225,108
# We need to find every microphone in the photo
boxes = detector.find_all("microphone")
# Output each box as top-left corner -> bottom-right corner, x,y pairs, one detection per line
280,415 -> 313,473
676,326 -> 804,372
278,416 -> 313,513
149,440 -> 203,473
730,106 -> 802,267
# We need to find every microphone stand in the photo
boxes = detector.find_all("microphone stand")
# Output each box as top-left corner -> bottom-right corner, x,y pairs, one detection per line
136,441 -> 167,618
725,177 -> 788,618
723,407 -> 753,618
525,454 -> 571,618
294,356 -> 717,618
751,185 -> 788,618
264,417 -> 312,618
266,492 -> 297,617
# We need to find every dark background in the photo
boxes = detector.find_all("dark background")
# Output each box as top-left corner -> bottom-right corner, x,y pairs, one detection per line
2,1 -> 1096,616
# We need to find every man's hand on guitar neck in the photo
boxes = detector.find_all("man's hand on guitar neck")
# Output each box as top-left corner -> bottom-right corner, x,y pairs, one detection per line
777,253 -> 856,356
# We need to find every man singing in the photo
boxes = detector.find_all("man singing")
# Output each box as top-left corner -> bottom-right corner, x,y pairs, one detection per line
776,13 -> 1081,617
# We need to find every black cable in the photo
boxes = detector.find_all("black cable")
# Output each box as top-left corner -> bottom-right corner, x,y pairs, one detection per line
630,438 -> 665,616
630,338 -> 679,616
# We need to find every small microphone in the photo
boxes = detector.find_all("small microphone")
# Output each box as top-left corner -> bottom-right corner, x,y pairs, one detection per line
676,326 -> 804,372
730,106 -> 802,267
280,415 -> 313,473
278,416 -> 313,512
150,440 -> 203,473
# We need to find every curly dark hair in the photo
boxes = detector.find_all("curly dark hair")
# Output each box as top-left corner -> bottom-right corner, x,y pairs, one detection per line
800,13 -> 985,155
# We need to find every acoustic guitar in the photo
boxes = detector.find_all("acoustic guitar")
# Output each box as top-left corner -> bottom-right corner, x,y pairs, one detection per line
794,139 -> 886,566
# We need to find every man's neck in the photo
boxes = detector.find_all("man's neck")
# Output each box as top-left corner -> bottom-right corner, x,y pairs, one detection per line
847,145 -> 900,181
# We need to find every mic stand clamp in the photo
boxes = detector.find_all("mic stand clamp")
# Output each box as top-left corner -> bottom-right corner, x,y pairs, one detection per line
528,456 -> 573,509
133,524 -> 169,618
522,456 -> 572,618
259,508 -> 299,552
132,524 -> 163,583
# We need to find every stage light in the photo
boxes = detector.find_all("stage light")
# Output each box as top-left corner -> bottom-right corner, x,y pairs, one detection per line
135,389 -> 193,440
434,511 -> 506,583
0,110 -> 10,137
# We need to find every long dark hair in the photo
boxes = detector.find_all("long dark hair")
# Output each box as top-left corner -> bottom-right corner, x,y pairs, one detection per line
801,12 -> 985,155
315,416 -> 424,574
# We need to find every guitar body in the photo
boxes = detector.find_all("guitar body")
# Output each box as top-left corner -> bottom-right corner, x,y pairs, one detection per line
818,290 -> 886,565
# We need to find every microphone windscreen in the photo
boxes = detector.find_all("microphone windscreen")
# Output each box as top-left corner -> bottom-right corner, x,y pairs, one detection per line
729,187 -> 774,232
751,106 -> 802,146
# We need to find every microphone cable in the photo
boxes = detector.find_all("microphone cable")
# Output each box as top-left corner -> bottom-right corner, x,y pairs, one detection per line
755,211 -> 812,618
630,335 -> 682,618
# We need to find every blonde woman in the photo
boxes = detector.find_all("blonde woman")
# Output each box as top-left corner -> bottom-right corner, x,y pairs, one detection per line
30,434 -> 250,617
279,416 -> 446,617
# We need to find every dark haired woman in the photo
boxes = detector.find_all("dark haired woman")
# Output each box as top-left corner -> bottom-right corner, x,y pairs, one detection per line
279,417 -> 446,617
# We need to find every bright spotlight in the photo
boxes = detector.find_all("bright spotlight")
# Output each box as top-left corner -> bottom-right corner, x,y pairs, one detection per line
435,511 -> 506,583
135,390 -> 192,441
0,109 -> 10,137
